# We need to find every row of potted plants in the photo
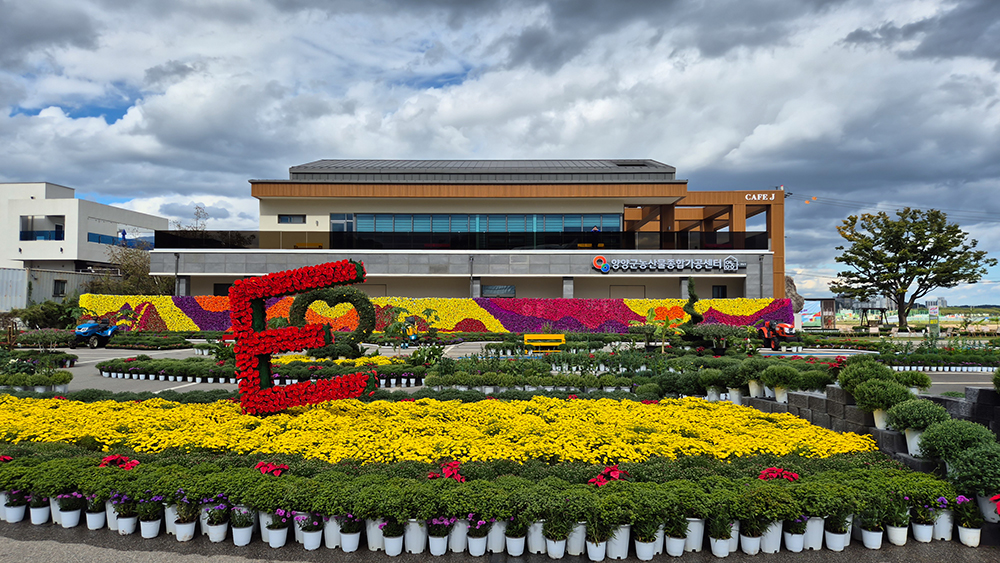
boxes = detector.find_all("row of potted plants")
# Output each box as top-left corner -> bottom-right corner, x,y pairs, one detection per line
0,370 -> 72,393
2,451 -> 994,558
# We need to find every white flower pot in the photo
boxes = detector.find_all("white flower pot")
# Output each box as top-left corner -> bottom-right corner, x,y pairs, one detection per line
706,389 -> 721,402
804,517 -> 823,550
208,522 -> 227,542
450,518 -> 469,552
465,536 -> 485,556
873,409 -> 888,429
748,380 -> 764,398
904,428 -> 924,457
117,515 -> 137,535
665,535 -> 685,556
544,538 -> 566,559
764,386 -> 775,398
654,525 -> 664,555
586,540 -> 606,561
405,519 -> 426,553
634,540 -> 656,561
49,498 -> 61,525
761,520 -> 782,553
685,517 -> 705,552
739,534 -> 760,555
164,504 -> 177,535
429,535 -> 448,556
506,536 -> 526,557
710,537 -> 730,557
60,508 -> 82,528
958,525 -> 981,547
488,520 -> 507,553
141,519 -> 161,539
784,532 -> 804,552
232,525 -> 253,546
886,524 -> 908,545
933,509 -> 953,540
30,505 -> 50,525
6,505 -> 26,523
366,518 -> 386,551
825,531 -> 847,551
104,500 -> 118,532
977,494 -> 1000,523
567,522 -> 587,555
268,526 -> 288,548
176,521 -> 196,541
258,512 -> 271,542
323,517 -> 341,549
607,525 -> 630,559
86,510 -> 106,530
727,388 -> 743,405
774,387 -> 788,404
912,522 -> 932,542
0,492 -> 5,521
300,529 -> 321,551
861,529 -> 882,549
527,520 -> 546,554
728,520 -> 739,552
341,531 -> 361,552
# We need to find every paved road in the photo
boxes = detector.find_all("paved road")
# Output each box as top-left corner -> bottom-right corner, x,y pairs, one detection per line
0,519 -> 996,563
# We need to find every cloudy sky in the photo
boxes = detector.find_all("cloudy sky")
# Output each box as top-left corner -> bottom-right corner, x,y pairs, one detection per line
2,0 -> 1000,303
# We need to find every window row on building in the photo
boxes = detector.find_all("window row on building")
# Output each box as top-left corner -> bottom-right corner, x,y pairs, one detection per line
278,213 -> 624,233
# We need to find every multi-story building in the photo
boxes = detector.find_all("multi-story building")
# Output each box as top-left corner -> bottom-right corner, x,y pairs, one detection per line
152,160 -> 786,299
0,182 -> 168,307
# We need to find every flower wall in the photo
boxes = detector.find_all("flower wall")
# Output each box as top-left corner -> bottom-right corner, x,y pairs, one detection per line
79,295 -> 793,333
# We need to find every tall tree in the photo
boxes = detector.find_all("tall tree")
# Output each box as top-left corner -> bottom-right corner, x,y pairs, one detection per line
829,208 -> 995,328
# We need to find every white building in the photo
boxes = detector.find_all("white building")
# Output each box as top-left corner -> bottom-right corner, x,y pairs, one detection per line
0,183 -> 168,307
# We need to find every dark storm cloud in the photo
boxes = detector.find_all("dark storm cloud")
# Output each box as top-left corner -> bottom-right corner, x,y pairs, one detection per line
844,0 -> 1000,67
0,0 -> 99,68
144,61 -> 203,88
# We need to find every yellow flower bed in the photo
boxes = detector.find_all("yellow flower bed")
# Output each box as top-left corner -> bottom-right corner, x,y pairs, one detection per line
624,298 -> 776,322
0,396 -> 875,464
373,297 -> 506,332
271,355 -> 401,366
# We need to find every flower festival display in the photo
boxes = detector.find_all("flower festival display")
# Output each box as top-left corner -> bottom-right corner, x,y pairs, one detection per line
228,260 -> 374,415
79,294 -> 793,334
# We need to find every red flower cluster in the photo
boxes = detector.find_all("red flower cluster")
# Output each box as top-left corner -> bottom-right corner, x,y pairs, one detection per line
991,494 -> 1000,508
0,455 -> 12,463
758,467 -> 799,482
567,394 -> 578,400
428,461 -> 466,482
228,260 -> 374,415
255,462 -> 289,476
99,455 -> 140,470
640,399 -> 659,405
589,464 -> 630,487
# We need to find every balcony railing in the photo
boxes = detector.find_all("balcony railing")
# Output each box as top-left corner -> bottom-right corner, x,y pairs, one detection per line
20,230 -> 65,241
155,230 -> 770,251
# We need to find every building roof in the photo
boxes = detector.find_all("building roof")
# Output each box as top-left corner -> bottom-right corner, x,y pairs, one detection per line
281,159 -> 679,184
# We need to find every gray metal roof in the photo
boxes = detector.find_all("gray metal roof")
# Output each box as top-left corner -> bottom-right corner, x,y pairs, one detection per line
280,159 -> 679,184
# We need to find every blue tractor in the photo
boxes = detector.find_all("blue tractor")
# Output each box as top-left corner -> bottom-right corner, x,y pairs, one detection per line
70,319 -> 121,349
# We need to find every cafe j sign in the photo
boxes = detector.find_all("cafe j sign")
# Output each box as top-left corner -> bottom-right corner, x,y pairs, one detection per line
592,255 -> 747,273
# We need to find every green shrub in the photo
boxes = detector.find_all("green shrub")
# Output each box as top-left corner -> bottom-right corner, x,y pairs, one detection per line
698,369 -> 727,392
885,399 -> 950,431
852,380 -> 914,412
798,370 -> 834,391
837,361 -> 896,395
994,367 -> 1000,394
759,365 -> 800,390
920,419 -> 996,462
893,370 -> 932,390
949,443 -> 1000,496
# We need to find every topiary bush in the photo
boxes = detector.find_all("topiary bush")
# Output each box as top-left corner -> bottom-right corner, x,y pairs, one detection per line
798,369 -> 835,391
837,360 -> 896,395
886,399 -> 950,431
948,443 -> 1000,496
852,380 -> 914,413
893,370 -> 932,391
698,369 -> 727,392
920,419 -> 997,462
759,365 -> 800,390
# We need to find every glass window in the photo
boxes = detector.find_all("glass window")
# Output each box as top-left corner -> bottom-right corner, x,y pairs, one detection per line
394,214 -> 412,232
432,215 -> 450,232
330,213 -> 348,220
712,285 -> 728,299
507,214 -> 526,231
583,214 -> 602,232
374,214 -> 394,232
471,215 -> 485,233
563,214 -> 582,232
277,215 -> 306,224
544,214 -> 562,232
356,214 -> 375,232
330,223 -> 345,232
487,214 -> 506,232
412,214 -> 431,232
53,280 -> 67,297
528,214 -> 541,232
602,214 -> 622,231
451,214 -> 469,232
